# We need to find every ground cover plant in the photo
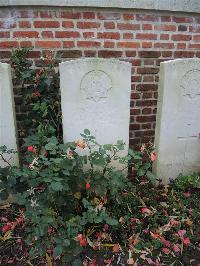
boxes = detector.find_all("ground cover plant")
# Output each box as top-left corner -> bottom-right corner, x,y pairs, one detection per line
0,49 -> 199,265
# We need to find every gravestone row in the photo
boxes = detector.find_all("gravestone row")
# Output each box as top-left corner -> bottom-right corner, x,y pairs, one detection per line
0,59 -> 199,182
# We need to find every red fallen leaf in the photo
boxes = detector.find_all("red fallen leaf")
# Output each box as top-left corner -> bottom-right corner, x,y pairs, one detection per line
7,258 -> 14,264
112,243 -> 121,252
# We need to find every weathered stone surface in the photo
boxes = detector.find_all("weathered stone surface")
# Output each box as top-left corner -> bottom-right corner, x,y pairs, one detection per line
1,0 -> 200,13
0,63 -> 19,166
154,59 -> 200,183
59,58 -> 131,161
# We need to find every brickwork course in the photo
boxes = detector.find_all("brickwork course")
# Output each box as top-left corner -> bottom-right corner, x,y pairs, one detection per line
0,5 -> 200,147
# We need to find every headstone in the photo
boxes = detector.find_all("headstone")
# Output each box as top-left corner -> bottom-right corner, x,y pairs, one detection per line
59,58 -> 131,162
0,63 -> 19,166
154,59 -> 200,183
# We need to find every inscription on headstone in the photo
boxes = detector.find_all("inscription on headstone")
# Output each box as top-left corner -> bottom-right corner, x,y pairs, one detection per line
154,59 -> 200,182
0,63 -> 19,166
59,58 -> 131,162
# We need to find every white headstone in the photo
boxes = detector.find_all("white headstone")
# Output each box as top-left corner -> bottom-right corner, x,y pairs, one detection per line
154,59 -> 200,183
0,63 -> 19,166
59,58 -> 131,161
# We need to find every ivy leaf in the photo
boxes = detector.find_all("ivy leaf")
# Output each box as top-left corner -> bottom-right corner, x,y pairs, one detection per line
146,171 -> 156,183
50,182 -> 63,191
53,245 -> 63,257
84,129 -> 90,135
72,259 -> 82,266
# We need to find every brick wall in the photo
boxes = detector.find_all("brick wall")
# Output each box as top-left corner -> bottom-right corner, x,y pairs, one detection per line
0,7 -> 200,147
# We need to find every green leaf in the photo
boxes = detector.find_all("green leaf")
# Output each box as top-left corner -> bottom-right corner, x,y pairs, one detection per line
83,129 -> 90,135
72,259 -> 83,266
50,182 -> 63,191
53,245 -> 63,257
146,171 -> 156,183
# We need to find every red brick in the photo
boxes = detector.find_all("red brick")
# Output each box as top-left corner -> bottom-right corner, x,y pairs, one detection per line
58,50 -> 82,58
136,14 -> 159,22
143,76 -> 154,82
83,32 -> 94,39
98,32 -> 120,39
161,16 -> 171,22
136,115 -> 156,122
77,41 -> 100,48
142,24 -> 152,30
172,34 -> 192,41
61,12 -> 81,19
0,51 -> 11,58
139,51 -> 161,58
104,41 -> 115,48
19,21 -> 31,28
35,41 -> 61,48
188,43 -> 200,49
126,51 -> 136,57
130,124 -> 140,130
98,50 -> 122,58
84,50 -> 97,57
174,51 -> 195,58
117,42 -> 140,48
154,25 -> 176,31
0,41 -> 19,48
142,42 -> 152,48
131,92 -> 140,99
193,35 -> 200,41
0,32 -> 10,38
162,51 -> 172,57
135,130 -> 155,137
20,41 -> 32,47
117,23 -> 140,30
143,59 -> 154,65
136,84 -> 158,91
142,108 -> 152,114
142,123 -> 152,129
97,12 -> 120,20
27,51 -> 41,58
143,92 -> 153,98
34,21 -> 59,28
154,42 -> 175,49
123,32 -> 133,39
55,31 -> 80,38
178,25 -> 187,31
177,43 -> 186,49
40,11 -> 53,18
130,59 -> 141,66
104,22 -> 115,29
13,31 -> 39,38
160,34 -> 169,40
63,41 -> 74,48
173,16 -> 193,23
136,33 -> 157,40
77,22 -> 100,29
62,21 -> 74,28
132,76 -> 141,82
189,26 -> 200,33
0,21 -> 16,29
130,109 -> 140,115
123,13 -> 134,20
137,67 -> 159,74
83,12 -> 95,19
41,31 -> 53,38
16,11 -> 38,18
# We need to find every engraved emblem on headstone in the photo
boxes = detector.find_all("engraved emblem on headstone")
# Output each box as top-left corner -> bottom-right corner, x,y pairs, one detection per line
80,70 -> 112,102
181,69 -> 200,99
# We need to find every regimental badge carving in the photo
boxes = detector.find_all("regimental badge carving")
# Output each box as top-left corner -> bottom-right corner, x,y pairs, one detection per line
80,70 -> 112,102
180,69 -> 200,99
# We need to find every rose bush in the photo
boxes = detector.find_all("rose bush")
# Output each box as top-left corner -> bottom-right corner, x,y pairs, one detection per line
0,49 -> 199,265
